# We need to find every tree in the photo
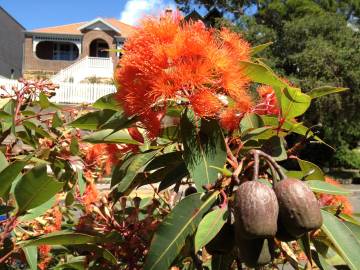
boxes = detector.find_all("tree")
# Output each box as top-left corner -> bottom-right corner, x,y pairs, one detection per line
177,0 -> 360,168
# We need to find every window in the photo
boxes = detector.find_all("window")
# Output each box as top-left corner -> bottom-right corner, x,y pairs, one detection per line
36,41 -> 79,61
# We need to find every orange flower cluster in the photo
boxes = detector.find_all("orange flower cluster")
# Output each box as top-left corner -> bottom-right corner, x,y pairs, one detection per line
36,206 -> 62,270
115,13 -> 252,136
81,182 -> 99,212
319,177 -> 353,215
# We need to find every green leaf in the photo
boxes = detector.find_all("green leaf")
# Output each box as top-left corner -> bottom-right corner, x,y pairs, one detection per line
0,160 -> 27,198
0,151 -> 8,171
69,110 -> 117,130
23,231 -> 98,246
251,42 -> 273,56
261,136 -> 287,161
77,170 -> 86,196
194,207 -> 228,251
241,126 -> 275,141
38,92 -> 51,109
181,111 -> 226,190
321,210 -> 360,270
308,86 -> 348,99
82,129 -> 139,144
53,256 -> 86,270
116,151 -> 158,193
15,165 -> 63,214
52,112 -> 63,128
145,151 -> 183,171
240,113 -> 264,133
20,196 -> 56,221
298,159 -> 325,181
23,246 -> 38,270
144,192 -> 218,270
239,61 -> 287,89
281,87 -> 311,119
311,250 -> 334,270
158,162 -> 188,191
306,180 -> 351,195
23,120 -> 52,138
70,137 -> 80,155
0,98 -> 11,109
93,93 -> 121,111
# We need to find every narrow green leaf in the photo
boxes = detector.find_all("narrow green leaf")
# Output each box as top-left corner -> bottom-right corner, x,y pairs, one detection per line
251,42 -> 273,55
70,137 -> 80,155
144,192 -> 218,270
23,246 -> 38,270
306,180 -> 351,195
116,151 -> 158,193
194,207 -> 228,251
239,61 -> 287,89
23,231 -> 98,246
308,86 -> 348,99
69,110 -> 117,130
82,129 -> 139,144
321,210 -> 360,270
0,160 -> 27,198
181,111 -> 226,190
298,159 -> 325,181
93,93 -> 121,111
281,87 -> 311,119
77,170 -> 86,196
15,165 -> 63,214
52,112 -> 63,128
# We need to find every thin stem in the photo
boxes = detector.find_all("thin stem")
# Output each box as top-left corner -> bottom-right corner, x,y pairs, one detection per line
251,150 -> 259,181
268,161 -> 278,188
150,183 -> 171,210
255,150 -> 287,180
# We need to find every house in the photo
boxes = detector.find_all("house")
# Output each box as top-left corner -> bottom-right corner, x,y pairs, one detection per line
0,6 -> 25,79
184,8 -> 223,27
23,18 -> 135,82
22,9 -> 222,83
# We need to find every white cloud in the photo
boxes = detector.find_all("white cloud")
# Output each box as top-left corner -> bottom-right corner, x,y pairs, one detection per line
120,0 -> 176,26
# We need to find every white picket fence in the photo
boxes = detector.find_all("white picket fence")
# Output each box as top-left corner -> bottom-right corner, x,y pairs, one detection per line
0,78 -> 116,104
52,56 -> 114,83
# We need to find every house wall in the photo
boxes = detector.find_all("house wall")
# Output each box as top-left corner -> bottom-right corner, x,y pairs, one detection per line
23,29 -> 119,79
0,7 -> 24,78
23,36 -> 78,78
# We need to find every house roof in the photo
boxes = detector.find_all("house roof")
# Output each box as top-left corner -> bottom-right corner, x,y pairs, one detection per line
29,18 -> 135,37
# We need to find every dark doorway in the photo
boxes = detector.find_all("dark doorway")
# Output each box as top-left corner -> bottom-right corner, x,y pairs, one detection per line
89,39 -> 109,58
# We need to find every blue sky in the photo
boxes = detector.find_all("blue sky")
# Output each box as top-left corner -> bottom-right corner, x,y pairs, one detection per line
0,0 -> 180,30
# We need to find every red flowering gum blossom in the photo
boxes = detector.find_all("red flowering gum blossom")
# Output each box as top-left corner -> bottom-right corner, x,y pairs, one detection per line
115,12 -> 253,136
